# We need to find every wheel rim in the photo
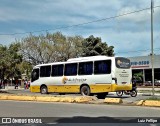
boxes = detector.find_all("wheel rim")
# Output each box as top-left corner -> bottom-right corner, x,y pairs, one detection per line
41,87 -> 47,94
82,89 -> 88,95
81,86 -> 89,96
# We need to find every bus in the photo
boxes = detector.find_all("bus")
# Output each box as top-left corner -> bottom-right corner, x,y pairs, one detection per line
30,56 -> 132,98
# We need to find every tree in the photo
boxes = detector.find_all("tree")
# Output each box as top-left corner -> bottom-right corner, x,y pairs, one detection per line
133,72 -> 143,82
0,45 -> 8,84
0,43 -> 22,86
17,61 -> 32,79
82,35 -> 114,56
5,43 -> 22,79
20,33 -> 52,65
19,32 -> 84,65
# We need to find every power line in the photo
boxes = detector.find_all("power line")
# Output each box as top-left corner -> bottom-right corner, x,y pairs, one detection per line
115,47 -> 160,54
0,5 -> 160,36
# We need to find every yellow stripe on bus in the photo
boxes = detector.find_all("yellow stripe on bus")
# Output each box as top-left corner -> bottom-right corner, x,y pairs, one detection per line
30,84 -> 132,93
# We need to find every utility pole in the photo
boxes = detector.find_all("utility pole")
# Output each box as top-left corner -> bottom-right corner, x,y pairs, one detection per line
151,0 -> 155,96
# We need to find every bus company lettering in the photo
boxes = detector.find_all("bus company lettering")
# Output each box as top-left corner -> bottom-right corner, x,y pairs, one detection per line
62,77 -> 68,84
62,77 -> 87,84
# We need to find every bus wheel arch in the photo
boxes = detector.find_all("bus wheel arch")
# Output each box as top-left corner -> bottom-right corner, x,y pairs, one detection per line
40,84 -> 48,94
80,84 -> 91,96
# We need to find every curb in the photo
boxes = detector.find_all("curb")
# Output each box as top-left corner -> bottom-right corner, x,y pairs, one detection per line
104,98 -> 123,104
0,94 -> 97,103
1,94 -> 160,107
136,100 -> 160,107
0,94 -> 122,104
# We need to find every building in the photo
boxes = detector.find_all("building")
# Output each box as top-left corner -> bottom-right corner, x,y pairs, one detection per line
128,55 -> 160,83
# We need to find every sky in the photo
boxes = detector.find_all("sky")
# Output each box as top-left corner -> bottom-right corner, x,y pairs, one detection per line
0,0 -> 160,57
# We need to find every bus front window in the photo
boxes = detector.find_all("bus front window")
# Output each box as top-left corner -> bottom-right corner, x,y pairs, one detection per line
31,69 -> 39,82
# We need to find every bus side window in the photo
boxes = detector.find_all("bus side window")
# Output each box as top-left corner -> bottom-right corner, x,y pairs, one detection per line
40,65 -> 51,77
79,62 -> 93,75
94,60 -> 111,74
64,63 -> 77,76
52,64 -> 64,76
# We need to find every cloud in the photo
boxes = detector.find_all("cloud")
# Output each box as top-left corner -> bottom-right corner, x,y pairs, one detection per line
0,0 -> 122,24
0,35 -> 16,44
116,0 -> 160,24
117,7 -> 150,23
0,0 -> 160,57
62,26 -> 160,57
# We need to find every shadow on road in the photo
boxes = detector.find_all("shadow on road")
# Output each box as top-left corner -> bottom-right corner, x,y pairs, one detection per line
42,116 -> 160,126
106,94 -> 129,99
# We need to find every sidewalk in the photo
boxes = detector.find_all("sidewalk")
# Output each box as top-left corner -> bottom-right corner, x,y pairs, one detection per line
137,87 -> 160,91
0,86 -> 24,91
138,92 -> 160,96
110,92 -> 160,96
1,86 -> 160,96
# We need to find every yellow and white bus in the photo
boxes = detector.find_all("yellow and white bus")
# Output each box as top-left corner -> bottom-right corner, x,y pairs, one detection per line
30,56 -> 132,98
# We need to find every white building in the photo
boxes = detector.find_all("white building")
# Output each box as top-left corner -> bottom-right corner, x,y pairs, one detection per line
128,55 -> 160,83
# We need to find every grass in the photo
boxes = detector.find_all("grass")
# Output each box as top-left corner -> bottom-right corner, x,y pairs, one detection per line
146,96 -> 160,101
154,91 -> 160,93
138,90 -> 160,93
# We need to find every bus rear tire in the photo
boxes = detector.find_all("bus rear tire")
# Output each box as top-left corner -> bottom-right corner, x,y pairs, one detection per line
80,85 -> 90,96
40,85 -> 48,94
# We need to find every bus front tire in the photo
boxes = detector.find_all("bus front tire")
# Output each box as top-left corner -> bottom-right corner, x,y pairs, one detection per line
40,85 -> 48,94
80,85 -> 90,96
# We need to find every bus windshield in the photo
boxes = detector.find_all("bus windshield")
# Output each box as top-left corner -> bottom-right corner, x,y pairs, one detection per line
115,57 -> 130,69
31,68 -> 39,82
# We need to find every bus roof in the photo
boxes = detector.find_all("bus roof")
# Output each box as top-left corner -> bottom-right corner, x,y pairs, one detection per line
67,56 -> 114,62
34,55 -> 115,68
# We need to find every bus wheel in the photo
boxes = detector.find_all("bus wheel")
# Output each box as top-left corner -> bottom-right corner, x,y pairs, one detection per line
80,85 -> 90,96
40,85 -> 48,94
97,93 -> 108,99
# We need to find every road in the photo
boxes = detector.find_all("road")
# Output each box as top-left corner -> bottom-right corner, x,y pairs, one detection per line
0,100 -> 160,125
1,100 -> 160,117
1,87 -> 160,125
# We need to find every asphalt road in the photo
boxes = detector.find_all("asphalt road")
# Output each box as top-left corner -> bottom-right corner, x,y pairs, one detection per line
1,87 -> 160,125
1,100 -> 160,117
0,100 -> 160,125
